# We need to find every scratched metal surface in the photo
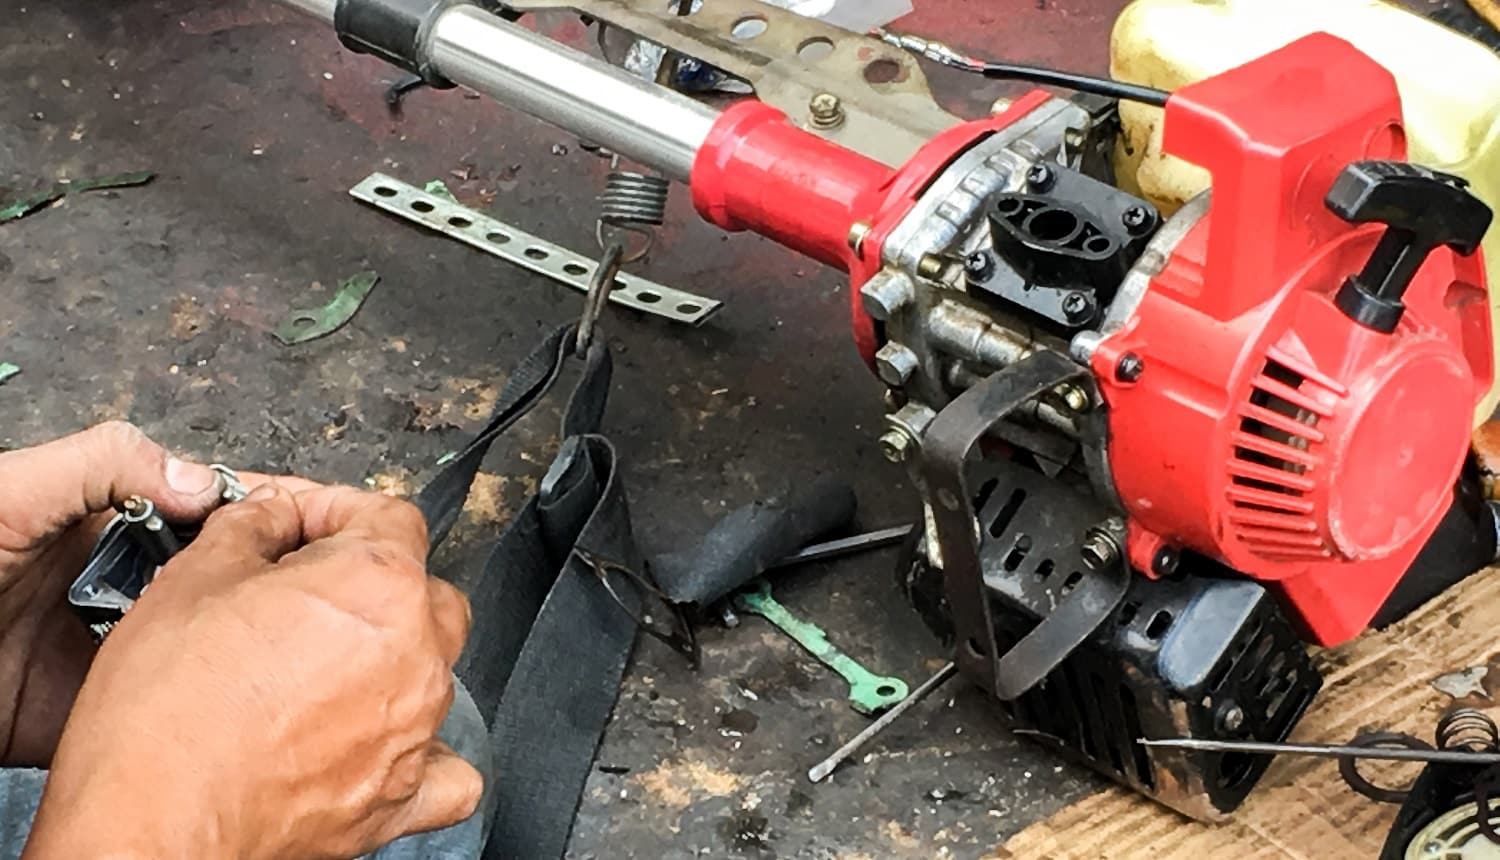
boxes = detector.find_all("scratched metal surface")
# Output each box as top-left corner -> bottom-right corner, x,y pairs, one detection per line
0,0 -> 1472,856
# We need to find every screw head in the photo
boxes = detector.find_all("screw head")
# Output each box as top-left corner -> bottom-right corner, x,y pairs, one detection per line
1062,292 -> 1090,322
1122,204 -> 1152,233
879,429 -> 913,463
1025,163 -> 1055,191
809,92 -> 845,128
964,252 -> 993,281
1152,546 -> 1180,576
1217,702 -> 1246,733
1116,352 -> 1145,383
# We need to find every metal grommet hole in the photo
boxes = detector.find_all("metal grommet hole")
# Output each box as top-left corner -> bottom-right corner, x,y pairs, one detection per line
731,15 -> 767,39
485,231 -> 510,244
798,37 -> 834,62
563,262 -> 589,276
373,186 -> 398,197
448,216 -> 473,228
636,291 -> 663,304
863,58 -> 902,84
410,200 -> 435,213
676,302 -> 702,315
524,247 -> 550,260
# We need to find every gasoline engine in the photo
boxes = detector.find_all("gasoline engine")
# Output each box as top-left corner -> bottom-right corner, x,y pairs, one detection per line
272,0 -> 1498,820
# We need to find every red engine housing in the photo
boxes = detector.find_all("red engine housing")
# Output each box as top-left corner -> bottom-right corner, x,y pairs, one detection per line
686,34 -> 1492,648
1090,35 -> 1493,645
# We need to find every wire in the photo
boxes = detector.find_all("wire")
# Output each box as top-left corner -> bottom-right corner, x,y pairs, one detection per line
977,62 -> 1170,107
874,29 -> 1172,108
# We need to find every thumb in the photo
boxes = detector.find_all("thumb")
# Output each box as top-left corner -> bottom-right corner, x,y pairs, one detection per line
377,743 -> 484,845
3,423 -> 222,539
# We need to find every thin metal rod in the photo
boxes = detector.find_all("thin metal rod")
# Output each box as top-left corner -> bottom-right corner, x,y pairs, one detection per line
772,525 -> 914,569
1140,737 -> 1500,766
808,660 -> 957,783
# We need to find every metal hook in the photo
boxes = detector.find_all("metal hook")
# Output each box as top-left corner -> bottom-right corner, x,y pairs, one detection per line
575,242 -> 625,358
570,547 -> 700,667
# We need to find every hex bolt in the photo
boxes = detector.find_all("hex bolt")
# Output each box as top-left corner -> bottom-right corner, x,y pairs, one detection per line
1122,205 -> 1152,233
1116,352 -> 1145,383
809,92 -> 845,129
1026,163 -> 1055,192
876,342 -> 920,386
1080,526 -> 1121,571
879,429 -> 914,463
860,272 -> 914,321
964,252 -> 994,281
1153,546 -> 1181,576
1062,292 -> 1090,323
1217,702 -> 1246,733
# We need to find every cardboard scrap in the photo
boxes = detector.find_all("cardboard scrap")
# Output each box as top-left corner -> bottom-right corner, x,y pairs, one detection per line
994,567 -> 1500,859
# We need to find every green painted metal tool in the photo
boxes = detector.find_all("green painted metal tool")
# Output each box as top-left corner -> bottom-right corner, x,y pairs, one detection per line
0,363 -> 18,385
273,271 -> 380,345
733,578 -> 908,714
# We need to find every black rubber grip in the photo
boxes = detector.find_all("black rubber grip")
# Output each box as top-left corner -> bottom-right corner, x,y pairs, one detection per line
334,0 -> 455,86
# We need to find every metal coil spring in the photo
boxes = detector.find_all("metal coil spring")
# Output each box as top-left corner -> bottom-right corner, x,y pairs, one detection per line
596,170 -> 669,263
1437,707 -> 1500,752
599,170 -> 670,230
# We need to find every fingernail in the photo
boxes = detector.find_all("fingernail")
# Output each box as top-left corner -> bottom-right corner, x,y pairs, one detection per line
166,457 -> 217,495
245,483 -> 280,502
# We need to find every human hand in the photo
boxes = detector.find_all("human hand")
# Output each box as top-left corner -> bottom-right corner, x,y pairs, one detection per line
0,422 -> 242,766
24,483 -> 479,860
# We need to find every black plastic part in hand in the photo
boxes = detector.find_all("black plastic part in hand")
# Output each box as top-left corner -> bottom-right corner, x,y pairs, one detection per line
1326,160 -> 1493,333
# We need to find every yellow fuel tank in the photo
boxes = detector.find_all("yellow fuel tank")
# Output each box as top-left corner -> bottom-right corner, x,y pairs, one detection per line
1111,0 -> 1500,422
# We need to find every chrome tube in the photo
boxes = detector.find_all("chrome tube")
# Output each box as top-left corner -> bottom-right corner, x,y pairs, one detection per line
278,0 -> 336,24
276,1 -> 718,181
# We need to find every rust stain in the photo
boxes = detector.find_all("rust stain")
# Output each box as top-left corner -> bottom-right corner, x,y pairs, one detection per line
462,472 -> 512,524
168,294 -> 206,339
366,468 -> 416,498
410,377 -> 499,431
881,820 -> 920,850
633,758 -> 744,811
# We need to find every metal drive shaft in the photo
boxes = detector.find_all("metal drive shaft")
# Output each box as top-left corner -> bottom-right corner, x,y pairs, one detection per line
274,1 -> 718,180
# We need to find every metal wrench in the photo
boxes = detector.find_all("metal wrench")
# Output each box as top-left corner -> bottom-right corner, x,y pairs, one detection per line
732,578 -> 908,714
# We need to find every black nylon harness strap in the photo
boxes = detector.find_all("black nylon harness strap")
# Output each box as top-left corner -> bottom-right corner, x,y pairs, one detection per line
412,320 -> 857,857
414,323 -> 640,859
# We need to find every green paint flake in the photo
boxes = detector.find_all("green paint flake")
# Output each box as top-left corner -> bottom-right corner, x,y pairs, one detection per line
423,180 -> 458,203
0,171 -> 154,224
0,363 -> 18,385
273,272 -> 381,345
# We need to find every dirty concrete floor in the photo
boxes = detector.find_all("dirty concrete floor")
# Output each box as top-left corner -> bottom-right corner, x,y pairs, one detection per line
0,3 -> 1116,856
0,0 -> 1485,857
